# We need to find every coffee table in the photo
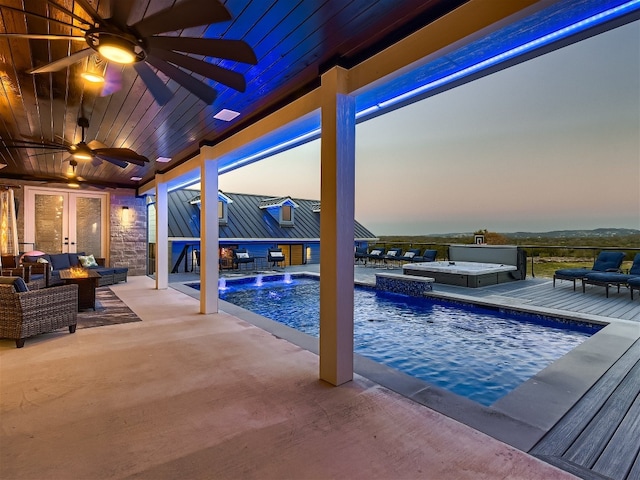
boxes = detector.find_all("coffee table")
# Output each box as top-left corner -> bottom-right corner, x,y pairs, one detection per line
59,269 -> 101,310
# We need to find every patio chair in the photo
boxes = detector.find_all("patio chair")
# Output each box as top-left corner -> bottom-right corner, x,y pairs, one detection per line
553,250 -> 625,291
366,248 -> 386,267
413,249 -> 438,262
268,248 -> 286,268
355,246 -> 369,265
582,253 -> 640,298
0,277 -> 78,348
382,248 -> 403,268
628,276 -> 640,300
232,248 -> 256,270
398,248 -> 422,263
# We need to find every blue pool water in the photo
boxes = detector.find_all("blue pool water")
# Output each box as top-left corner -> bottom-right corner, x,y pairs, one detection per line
189,275 -> 599,406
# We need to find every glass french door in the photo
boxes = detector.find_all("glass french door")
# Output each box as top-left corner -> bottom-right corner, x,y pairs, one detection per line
24,187 -> 108,255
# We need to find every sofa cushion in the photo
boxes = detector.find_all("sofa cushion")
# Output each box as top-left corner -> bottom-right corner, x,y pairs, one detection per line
23,253 -> 51,264
69,252 -> 85,267
0,276 -> 29,292
49,253 -> 72,270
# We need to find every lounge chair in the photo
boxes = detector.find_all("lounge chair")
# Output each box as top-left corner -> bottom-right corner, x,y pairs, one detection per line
413,249 -> 438,262
355,247 -> 368,265
382,248 -> 403,268
553,251 -> 625,291
582,253 -> 640,298
398,248 -> 422,262
268,248 -> 286,268
366,248 -> 386,267
232,248 -> 256,270
628,276 -> 640,300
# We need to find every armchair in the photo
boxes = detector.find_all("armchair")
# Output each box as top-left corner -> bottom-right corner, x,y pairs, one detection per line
232,248 -> 256,270
0,277 -> 78,348
267,248 -> 285,268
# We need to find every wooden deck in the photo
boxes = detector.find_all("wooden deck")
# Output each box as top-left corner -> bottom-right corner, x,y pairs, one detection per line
530,338 -> 640,480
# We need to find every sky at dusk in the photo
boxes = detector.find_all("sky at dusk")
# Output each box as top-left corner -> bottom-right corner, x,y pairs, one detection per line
219,20 -> 640,236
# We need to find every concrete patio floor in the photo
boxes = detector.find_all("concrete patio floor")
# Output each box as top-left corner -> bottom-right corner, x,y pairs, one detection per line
0,275 -> 575,479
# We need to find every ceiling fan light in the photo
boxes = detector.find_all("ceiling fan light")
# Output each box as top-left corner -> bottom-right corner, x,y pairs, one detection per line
71,144 -> 93,161
81,71 -> 105,83
98,36 -> 136,64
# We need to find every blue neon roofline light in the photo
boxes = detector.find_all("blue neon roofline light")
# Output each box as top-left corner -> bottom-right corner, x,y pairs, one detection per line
214,0 -> 639,175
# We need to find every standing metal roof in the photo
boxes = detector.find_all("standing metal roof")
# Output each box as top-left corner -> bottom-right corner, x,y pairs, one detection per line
167,190 -> 376,241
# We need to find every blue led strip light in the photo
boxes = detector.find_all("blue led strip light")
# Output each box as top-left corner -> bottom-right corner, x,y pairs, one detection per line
364,0 -> 640,114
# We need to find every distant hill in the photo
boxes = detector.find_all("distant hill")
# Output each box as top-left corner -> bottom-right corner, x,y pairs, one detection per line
505,228 -> 639,239
421,228 -> 639,238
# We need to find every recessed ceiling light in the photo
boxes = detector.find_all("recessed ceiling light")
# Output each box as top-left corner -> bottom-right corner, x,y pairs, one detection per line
213,109 -> 240,122
156,157 -> 171,163
130,176 -> 142,181
81,71 -> 105,83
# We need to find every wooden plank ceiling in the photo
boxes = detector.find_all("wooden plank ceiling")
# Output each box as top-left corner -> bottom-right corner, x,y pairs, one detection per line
0,0 -> 465,190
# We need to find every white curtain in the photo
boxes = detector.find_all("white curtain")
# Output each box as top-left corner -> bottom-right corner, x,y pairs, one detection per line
0,189 -> 20,257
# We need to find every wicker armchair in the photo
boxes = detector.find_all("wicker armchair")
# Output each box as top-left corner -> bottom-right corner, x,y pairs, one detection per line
0,281 -> 78,348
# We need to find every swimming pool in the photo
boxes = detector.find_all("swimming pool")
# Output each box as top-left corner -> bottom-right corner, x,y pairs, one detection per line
189,275 -> 599,406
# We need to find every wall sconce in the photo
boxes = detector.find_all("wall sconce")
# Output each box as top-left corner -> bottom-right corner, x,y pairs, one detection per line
121,206 -> 131,226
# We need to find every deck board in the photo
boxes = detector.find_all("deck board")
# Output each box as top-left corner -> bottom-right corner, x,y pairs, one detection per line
531,340 -> 640,480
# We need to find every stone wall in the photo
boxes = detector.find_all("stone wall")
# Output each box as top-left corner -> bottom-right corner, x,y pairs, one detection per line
109,193 -> 147,276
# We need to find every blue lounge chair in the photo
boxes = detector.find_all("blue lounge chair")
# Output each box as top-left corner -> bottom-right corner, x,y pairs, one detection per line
232,248 -> 255,270
366,248 -> 385,267
553,251 -> 625,291
628,276 -> 640,300
382,248 -> 403,268
398,248 -> 422,262
268,248 -> 285,268
355,246 -> 368,265
582,253 -> 640,298
413,249 -> 438,262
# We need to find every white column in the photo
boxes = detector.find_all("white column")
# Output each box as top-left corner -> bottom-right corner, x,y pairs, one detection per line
200,159 -> 219,314
155,174 -> 169,290
319,67 -> 356,386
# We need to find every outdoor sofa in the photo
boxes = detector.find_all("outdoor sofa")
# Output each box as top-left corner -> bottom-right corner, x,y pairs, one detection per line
21,252 -> 128,287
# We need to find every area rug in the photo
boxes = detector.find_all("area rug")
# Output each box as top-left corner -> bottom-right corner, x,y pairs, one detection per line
76,287 -> 141,329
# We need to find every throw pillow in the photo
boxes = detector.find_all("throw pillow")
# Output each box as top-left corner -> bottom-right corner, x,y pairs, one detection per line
387,251 -> 397,257
405,252 -> 415,258
37,257 -> 49,263
78,254 -> 99,268
370,250 -> 381,256
0,276 -> 29,292
270,251 -> 284,258
236,252 -> 249,259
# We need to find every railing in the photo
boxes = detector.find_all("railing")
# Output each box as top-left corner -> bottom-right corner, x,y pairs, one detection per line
360,242 -> 640,278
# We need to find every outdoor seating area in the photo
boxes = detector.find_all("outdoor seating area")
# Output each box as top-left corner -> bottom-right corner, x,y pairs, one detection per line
553,251 -> 640,298
355,247 -> 439,268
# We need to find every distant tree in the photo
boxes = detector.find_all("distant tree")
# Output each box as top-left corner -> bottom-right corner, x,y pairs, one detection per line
474,228 -> 509,245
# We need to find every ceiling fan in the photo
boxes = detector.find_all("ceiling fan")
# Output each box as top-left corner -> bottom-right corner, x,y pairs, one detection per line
0,0 -> 257,106
4,116 -> 150,169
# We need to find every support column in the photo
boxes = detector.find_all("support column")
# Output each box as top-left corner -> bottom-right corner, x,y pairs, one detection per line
319,67 -> 356,386
200,159 -> 219,314
155,174 -> 169,290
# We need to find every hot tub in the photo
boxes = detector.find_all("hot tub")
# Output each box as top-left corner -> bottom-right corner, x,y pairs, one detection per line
403,261 -> 518,287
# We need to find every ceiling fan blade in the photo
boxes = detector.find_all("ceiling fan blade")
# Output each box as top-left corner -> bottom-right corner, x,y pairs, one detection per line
146,55 -> 217,105
4,141 -> 68,151
151,49 -> 246,92
0,33 -> 86,41
133,62 -> 172,106
93,155 -> 128,168
108,0 -> 134,26
87,140 -> 108,150
29,48 -> 93,74
133,0 -> 231,37
146,37 -> 257,65
94,148 -> 149,167
90,157 -> 103,167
